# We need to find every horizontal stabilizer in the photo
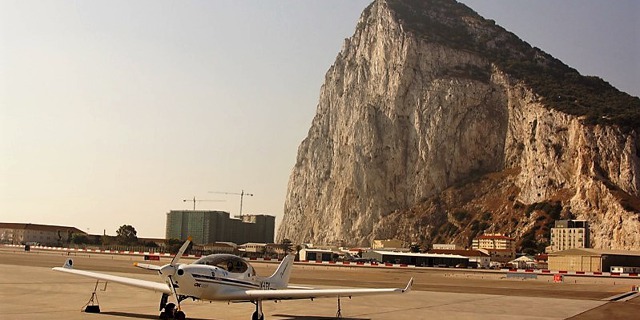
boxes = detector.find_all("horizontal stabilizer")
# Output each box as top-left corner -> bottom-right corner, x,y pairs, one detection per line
403,277 -> 414,293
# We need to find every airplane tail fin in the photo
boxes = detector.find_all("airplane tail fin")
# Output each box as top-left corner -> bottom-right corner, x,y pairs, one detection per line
265,254 -> 295,289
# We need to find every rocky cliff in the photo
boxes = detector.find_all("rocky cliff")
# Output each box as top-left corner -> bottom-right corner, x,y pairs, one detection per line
277,0 -> 640,250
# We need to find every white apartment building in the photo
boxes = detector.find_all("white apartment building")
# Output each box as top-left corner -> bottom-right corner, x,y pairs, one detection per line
472,233 -> 516,263
472,233 -> 515,251
549,220 -> 589,253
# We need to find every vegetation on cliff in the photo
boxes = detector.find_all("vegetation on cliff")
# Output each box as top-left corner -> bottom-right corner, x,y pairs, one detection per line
386,0 -> 640,128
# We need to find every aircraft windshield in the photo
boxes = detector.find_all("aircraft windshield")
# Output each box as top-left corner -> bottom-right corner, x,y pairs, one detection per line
193,254 -> 248,273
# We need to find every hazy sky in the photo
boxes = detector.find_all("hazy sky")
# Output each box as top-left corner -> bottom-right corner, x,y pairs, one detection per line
1,0 -> 638,239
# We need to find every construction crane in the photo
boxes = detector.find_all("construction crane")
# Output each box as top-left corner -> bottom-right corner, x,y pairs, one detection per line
208,190 -> 253,217
182,197 -> 224,211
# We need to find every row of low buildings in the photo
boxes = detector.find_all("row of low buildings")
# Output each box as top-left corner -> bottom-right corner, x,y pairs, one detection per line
299,243 -> 640,272
0,209 -> 277,248
0,223 -> 86,246
299,243 -> 492,268
547,248 -> 640,273
352,218 -> 639,272
367,219 -> 593,264
304,218 -> 630,271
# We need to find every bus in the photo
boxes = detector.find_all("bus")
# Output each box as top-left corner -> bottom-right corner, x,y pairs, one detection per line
610,266 -> 640,273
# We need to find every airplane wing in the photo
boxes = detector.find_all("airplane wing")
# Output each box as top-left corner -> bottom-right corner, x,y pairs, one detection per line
286,285 -> 315,290
231,278 -> 413,301
52,259 -> 170,294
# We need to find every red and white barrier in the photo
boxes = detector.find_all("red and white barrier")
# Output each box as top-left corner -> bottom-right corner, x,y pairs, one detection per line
504,268 -> 640,277
3,244 -> 200,258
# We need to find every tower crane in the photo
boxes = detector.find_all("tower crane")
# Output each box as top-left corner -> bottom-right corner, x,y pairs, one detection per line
208,190 -> 253,217
182,197 -> 224,211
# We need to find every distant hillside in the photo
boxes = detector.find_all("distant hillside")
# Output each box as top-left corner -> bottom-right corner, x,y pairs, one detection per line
278,0 -> 640,251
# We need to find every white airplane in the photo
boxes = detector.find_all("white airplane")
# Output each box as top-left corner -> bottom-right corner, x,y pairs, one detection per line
53,239 -> 413,320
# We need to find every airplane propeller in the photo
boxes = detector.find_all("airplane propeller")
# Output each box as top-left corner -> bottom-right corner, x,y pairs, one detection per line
159,237 -> 191,312
171,237 -> 192,266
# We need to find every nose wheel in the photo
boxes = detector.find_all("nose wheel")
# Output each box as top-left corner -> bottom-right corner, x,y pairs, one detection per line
251,300 -> 264,320
251,311 -> 264,320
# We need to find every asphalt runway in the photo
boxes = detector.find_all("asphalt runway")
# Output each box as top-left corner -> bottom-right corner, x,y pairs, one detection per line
1,247 -> 638,319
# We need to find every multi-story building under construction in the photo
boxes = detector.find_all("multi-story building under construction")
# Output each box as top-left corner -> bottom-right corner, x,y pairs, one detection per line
165,210 -> 274,245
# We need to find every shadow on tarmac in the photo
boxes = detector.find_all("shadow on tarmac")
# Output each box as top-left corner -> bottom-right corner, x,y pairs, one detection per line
101,311 -> 209,320
102,311 -> 368,320
272,315 -> 369,320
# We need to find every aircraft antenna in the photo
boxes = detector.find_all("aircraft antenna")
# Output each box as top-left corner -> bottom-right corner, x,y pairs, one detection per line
182,197 -> 224,211
208,189 -> 254,217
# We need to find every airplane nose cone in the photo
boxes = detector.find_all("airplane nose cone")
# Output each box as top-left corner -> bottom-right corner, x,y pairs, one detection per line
160,264 -> 176,276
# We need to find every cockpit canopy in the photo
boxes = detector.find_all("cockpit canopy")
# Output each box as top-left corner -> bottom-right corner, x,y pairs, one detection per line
193,254 -> 249,273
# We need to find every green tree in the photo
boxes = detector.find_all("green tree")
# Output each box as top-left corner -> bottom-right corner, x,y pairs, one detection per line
116,225 -> 138,245
101,235 -> 116,246
281,238 -> 293,253
72,234 -> 90,244
166,238 -> 192,254
140,240 -> 159,248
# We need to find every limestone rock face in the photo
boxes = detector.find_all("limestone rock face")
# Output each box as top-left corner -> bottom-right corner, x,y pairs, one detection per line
277,0 -> 640,249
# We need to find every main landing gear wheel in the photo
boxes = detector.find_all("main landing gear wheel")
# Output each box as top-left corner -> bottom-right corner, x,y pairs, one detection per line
159,302 -> 175,319
175,310 -> 186,320
251,311 -> 264,320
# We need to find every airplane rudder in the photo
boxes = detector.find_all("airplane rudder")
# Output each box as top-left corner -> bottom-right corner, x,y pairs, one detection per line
268,254 -> 294,287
